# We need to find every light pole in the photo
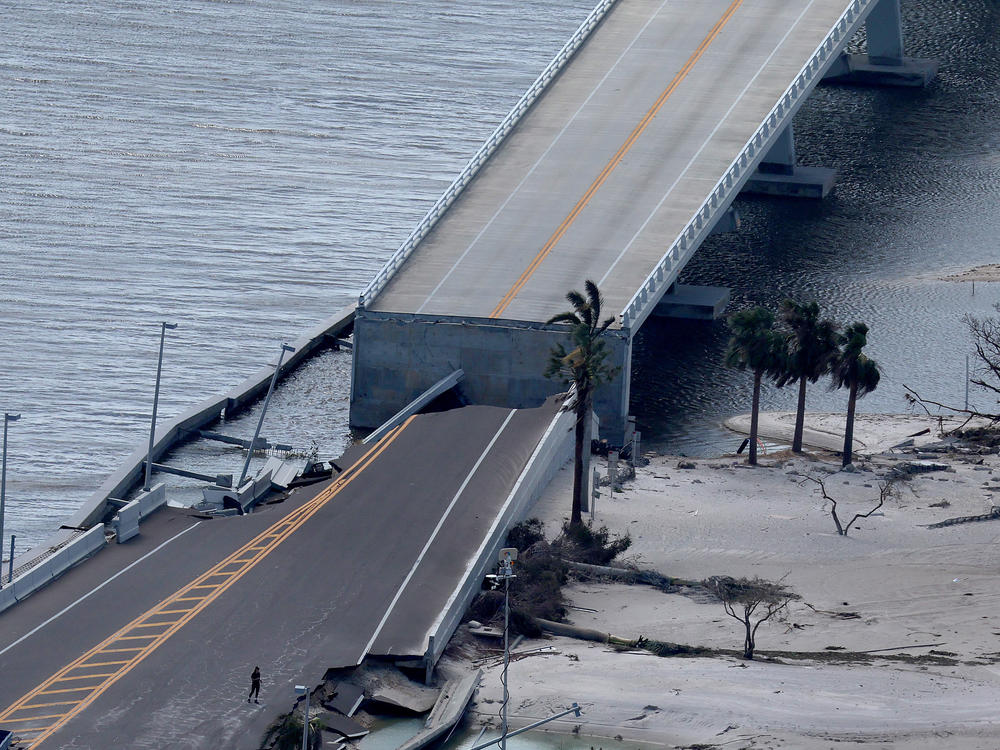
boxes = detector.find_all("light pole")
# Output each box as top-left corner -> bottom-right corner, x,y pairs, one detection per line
145,322 -> 177,491
237,343 -> 294,488
295,684 -> 309,750
1,412 -> 21,589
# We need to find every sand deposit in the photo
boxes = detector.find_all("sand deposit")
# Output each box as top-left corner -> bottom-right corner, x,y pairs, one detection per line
451,414 -> 1000,749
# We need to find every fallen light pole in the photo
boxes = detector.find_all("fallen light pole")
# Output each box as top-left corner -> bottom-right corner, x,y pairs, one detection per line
472,548 -> 581,750
237,342 -> 294,488
145,322 -> 177,491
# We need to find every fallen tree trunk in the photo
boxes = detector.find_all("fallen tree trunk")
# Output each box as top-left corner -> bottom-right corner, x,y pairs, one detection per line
535,617 -> 609,643
562,560 -> 696,589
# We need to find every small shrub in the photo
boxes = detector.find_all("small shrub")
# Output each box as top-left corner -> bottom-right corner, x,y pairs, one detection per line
506,518 -> 546,552
557,521 -> 631,565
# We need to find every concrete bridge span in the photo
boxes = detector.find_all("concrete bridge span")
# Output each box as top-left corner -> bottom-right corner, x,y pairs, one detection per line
351,0 -> 935,440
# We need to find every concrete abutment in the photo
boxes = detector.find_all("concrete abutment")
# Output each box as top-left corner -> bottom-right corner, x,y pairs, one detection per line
350,310 -> 631,442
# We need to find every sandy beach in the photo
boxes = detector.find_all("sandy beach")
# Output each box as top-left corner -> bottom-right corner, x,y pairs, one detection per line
451,413 -> 1000,749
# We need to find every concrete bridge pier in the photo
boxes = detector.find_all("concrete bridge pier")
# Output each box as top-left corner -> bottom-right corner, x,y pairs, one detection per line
741,123 -> 836,199
823,0 -> 937,87
349,309 -> 632,443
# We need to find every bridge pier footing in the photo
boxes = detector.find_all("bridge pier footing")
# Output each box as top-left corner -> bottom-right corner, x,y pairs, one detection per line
823,52 -> 937,88
823,0 -> 937,87
742,123 -> 836,200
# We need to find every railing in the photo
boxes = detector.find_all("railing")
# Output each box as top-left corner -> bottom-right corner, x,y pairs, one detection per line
359,0 -> 621,308
619,0 -> 877,331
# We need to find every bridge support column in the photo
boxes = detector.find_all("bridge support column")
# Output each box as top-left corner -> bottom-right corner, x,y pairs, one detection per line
823,0 -> 937,87
709,206 -> 740,235
741,124 -> 836,199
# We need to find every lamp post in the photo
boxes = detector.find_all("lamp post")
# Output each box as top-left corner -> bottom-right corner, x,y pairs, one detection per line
145,322 -> 177,491
294,684 -> 309,750
237,343 -> 294,488
1,412 -> 21,588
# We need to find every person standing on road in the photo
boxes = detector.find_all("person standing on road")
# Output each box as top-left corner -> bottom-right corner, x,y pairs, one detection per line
248,666 -> 261,703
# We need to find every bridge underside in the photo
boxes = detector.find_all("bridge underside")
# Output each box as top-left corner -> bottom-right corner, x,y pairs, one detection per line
351,0 -> 937,441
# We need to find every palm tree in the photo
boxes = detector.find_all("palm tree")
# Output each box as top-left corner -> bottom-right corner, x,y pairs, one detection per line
775,300 -> 839,453
725,306 -> 783,466
546,280 -> 618,527
831,322 -> 880,467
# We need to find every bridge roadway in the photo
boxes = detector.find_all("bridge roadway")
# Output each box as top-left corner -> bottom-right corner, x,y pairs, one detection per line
369,0 -> 857,324
0,401 -> 559,749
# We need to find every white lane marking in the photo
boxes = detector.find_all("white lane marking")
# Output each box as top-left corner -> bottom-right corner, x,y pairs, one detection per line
0,522 -> 202,658
414,0 -> 671,314
598,0 -> 818,287
359,409 -> 519,661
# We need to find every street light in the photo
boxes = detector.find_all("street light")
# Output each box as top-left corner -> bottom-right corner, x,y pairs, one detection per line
237,343 -> 295,488
294,684 -> 309,750
144,322 -> 177,491
1,412 -> 22,589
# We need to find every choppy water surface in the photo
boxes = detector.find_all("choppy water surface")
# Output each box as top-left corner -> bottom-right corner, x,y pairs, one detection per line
0,0 -> 595,550
2,0 -> 999,551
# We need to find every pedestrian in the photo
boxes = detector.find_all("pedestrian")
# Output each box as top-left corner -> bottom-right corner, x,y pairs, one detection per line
248,666 -> 261,703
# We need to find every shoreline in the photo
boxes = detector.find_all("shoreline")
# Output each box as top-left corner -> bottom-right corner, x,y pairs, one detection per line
448,413 -> 1000,749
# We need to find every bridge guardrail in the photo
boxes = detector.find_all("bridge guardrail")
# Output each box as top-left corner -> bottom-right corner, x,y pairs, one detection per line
0,525 -> 106,616
620,0 -> 877,332
359,0 -> 621,309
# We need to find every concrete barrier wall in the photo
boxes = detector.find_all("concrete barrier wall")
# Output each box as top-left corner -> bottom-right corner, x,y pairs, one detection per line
0,525 -> 106,615
423,401 -> 575,672
351,310 -> 630,441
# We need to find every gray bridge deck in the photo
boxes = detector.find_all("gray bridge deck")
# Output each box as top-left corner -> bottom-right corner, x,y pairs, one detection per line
0,402 -> 559,749
368,0 -> 858,326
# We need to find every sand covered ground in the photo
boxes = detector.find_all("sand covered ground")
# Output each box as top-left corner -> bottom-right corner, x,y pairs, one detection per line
944,264 -> 1000,283
453,414 -> 1000,749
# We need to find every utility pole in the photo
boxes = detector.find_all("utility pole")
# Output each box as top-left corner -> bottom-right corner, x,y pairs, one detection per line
145,322 -> 177,491
471,549 -> 582,750
1,412 -> 21,588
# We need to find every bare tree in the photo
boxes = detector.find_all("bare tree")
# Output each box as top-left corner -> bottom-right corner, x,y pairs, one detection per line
800,474 -> 896,536
702,576 -> 800,659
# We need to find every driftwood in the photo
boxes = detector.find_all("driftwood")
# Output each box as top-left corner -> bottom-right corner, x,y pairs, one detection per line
927,506 -> 1000,529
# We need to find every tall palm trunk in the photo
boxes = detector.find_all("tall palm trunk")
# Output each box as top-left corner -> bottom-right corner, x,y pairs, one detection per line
570,386 -> 590,526
792,375 -> 808,453
842,379 -> 858,466
749,369 -> 762,466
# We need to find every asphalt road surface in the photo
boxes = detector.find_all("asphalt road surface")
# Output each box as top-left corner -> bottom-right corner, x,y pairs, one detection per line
0,400 -> 559,749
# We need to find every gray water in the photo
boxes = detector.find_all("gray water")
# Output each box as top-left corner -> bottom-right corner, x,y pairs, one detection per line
0,0 -> 596,551
2,0 -> 998,554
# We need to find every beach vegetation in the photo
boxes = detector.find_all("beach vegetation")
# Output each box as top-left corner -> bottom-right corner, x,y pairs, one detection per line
831,322 -> 881,466
775,299 -> 839,453
799,474 -> 897,536
724,306 -> 785,465
703,576 -> 800,660
546,280 -> 620,526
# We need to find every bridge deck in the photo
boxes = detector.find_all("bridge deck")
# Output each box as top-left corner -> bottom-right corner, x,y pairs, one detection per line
0,402 -> 558,749
371,0 -> 854,325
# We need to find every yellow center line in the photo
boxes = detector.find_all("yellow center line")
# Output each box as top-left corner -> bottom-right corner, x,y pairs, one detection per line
19,701 -> 77,710
487,0 -> 743,319
0,418 -> 414,748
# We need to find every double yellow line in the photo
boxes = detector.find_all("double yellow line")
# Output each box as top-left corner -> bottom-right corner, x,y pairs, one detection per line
0,418 -> 414,748
488,0 -> 744,319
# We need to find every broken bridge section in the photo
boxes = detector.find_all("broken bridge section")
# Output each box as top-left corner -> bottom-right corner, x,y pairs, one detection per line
0,400 -> 569,749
